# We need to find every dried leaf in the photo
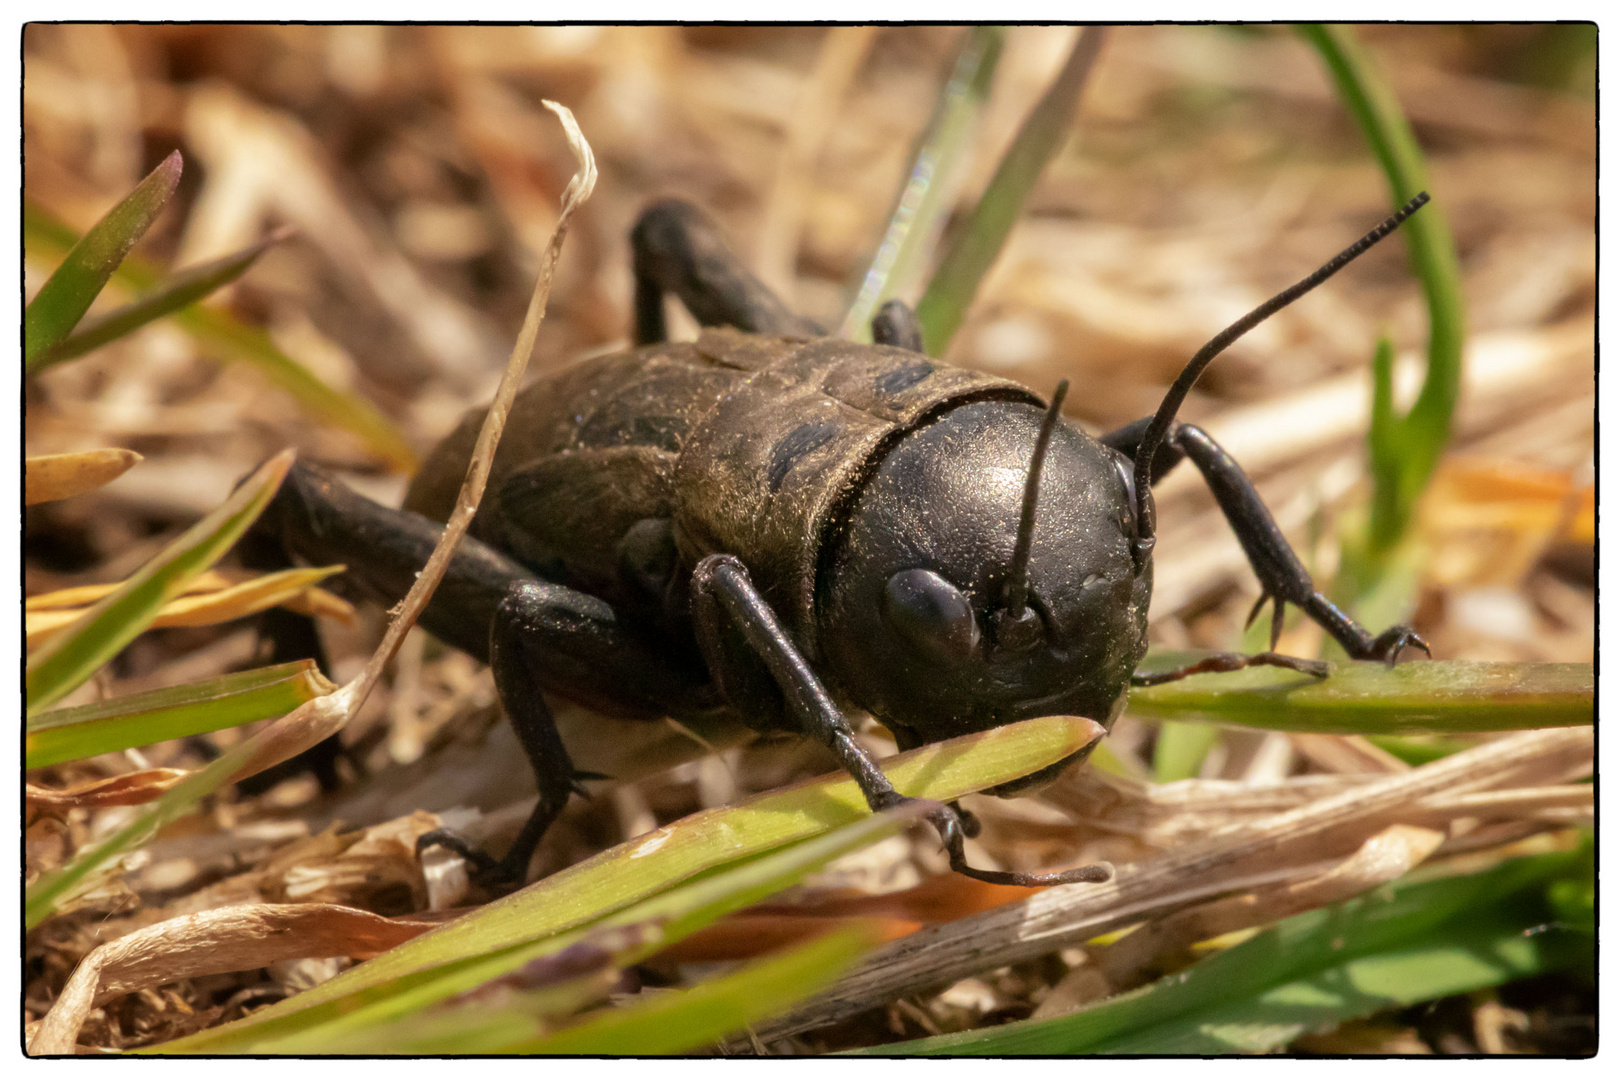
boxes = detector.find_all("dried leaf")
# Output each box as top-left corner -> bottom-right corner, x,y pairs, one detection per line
24,448 -> 143,505
27,769 -> 190,813
30,904 -> 441,1054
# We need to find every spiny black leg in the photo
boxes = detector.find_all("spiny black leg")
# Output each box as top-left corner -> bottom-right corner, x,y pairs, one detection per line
1131,650 -> 1330,688
690,554 -> 899,805
418,579 -> 713,886
871,299 -> 924,353
1171,424 -> 1429,664
689,554 -> 1108,888
630,199 -> 822,345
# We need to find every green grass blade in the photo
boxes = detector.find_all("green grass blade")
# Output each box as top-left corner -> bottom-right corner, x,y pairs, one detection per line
30,229 -> 290,372
290,971 -> 611,1055
25,736 -> 265,929
915,27 -> 1107,355
308,923 -> 876,1056
1129,653 -> 1592,735
24,151 -> 182,368
839,26 -> 1006,342
155,717 -> 1094,1052
24,450 -> 294,716
26,660 -> 335,769
1363,733 -> 1475,766
1300,24 -> 1466,554
858,846 -> 1591,1054
1152,720 -> 1220,783
521,924 -> 875,1055
25,205 -> 417,472
163,808 -> 925,1053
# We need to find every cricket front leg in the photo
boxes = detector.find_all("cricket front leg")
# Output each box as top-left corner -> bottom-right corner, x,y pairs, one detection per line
1171,424 -> 1429,663
688,554 -> 1108,888
418,579 -> 714,886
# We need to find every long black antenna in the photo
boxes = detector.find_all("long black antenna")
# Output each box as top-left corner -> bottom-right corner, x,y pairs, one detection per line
1129,192 -> 1430,567
1000,379 -> 1069,642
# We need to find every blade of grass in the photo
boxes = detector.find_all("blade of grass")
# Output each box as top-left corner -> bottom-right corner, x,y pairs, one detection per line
1299,24 -> 1465,556
25,735 -> 264,929
29,228 -> 292,371
24,450 -> 294,716
299,921 -> 878,1055
161,807 -> 925,1053
24,205 -> 417,473
1152,720 -> 1220,783
914,27 -> 1107,355
23,150 -> 182,367
839,26 -> 1006,342
156,718 -> 1094,1052
1129,653 -> 1592,735
521,924 -> 877,1055
283,935 -> 633,1055
26,660 -> 335,770
1364,733 -> 1475,766
29,678 -> 370,932
24,448 -> 142,505
865,846 -> 1591,1054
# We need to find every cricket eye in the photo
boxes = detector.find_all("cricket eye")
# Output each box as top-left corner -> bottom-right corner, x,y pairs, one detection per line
883,568 -> 980,662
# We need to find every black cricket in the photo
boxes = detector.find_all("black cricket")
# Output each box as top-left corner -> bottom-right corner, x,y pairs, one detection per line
251,193 -> 1432,888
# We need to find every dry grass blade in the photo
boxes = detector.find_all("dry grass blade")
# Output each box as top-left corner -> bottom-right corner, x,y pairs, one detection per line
218,102 -> 596,796
746,726 -> 1590,1042
754,26 -> 879,295
25,448 -> 142,505
27,769 -> 191,812
29,904 -> 442,1054
1093,823 -> 1446,990
26,566 -> 347,651
346,100 -> 595,715
163,107 -> 593,803
25,449 -> 295,716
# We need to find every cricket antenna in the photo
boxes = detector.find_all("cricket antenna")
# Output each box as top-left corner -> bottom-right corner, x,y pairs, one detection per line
999,379 -> 1069,647
1129,192 -> 1431,569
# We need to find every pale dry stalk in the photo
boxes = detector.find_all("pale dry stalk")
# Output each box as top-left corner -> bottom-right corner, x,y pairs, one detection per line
1094,823 -> 1446,990
748,725 -> 1590,1042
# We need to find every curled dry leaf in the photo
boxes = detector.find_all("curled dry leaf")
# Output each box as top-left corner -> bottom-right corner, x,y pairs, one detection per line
29,903 -> 442,1054
25,449 -> 143,505
27,769 -> 190,814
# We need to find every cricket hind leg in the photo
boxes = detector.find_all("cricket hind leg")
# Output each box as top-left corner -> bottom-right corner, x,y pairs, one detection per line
630,198 -> 823,344
232,527 -> 349,794
237,460 -> 535,794
870,299 -> 925,353
1100,420 -> 1429,666
252,460 -> 534,663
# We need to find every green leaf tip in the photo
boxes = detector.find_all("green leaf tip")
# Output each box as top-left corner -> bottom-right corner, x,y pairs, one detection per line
25,150 -> 184,369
